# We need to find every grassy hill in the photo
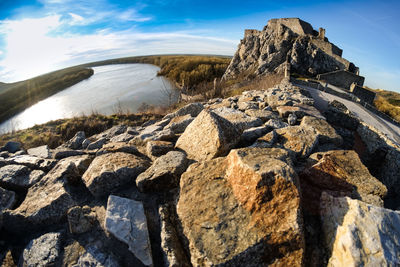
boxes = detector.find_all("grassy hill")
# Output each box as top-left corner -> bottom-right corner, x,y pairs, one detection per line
373,88 -> 400,122
0,67 -> 94,123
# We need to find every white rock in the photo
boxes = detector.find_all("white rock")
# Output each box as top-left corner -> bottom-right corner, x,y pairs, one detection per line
105,195 -> 153,266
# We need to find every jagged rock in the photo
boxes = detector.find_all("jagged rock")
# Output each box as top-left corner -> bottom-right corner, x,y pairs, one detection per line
96,142 -> 139,156
276,104 -> 324,119
244,109 -> 278,122
212,107 -> 263,131
104,195 -> 153,266
287,113 -> 297,125
96,125 -> 127,140
66,131 -> 86,149
81,138 -> 91,149
159,203 -> 190,267
136,151 -> 188,192
177,147 -> 304,266
6,154 -> 55,171
239,125 -> 270,146
4,160 -> 79,228
20,232 -> 62,267
164,103 -> 204,120
265,118 -> 289,129
27,145 -> 51,159
320,193 -> 400,266
60,155 -> 93,176
3,141 -> 21,153
224,18 -> 356,80
300,116 -> 343,146
265,125 -> 320,158
176,110 -> 241,161
87,137 -> 107,150
146,141 -> 174,160
300,150 -> 387,213
0,187 -> 16,211
1,250 -> 15,266
53,148 -> 85,160
72,245 -> 120,267
0,165 -> 44,189
109,132 -> 135,143
0,151 -> 9,158
67,206 -> 97,234
237,101 -> 259,111
324,100 -> 359,130
151,128 -> 177,142
82,152 -> 150,197
164,114 -> 194,134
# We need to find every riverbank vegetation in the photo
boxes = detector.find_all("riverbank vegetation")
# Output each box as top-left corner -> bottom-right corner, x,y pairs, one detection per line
0,67 -> 94,123
373,89 -> 400,122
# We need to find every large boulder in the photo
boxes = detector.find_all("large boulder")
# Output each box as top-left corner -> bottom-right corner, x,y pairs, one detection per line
177,147 -> 304,266
96,142 -> 139,156
300,150 -> 387,212
65,131 -> 85,149
164,103 -> 204,120
82,152 -> 150,198
244,109 -> 278,122
320,193 -> 400,266
212,107 -> 263,131
300,116 -> 343,146
27,145 -> 51,159
145,140 -> 174,160
3,141 -> 21,153
136,151 -> 188,192
0,164 -> 44,190
20,232 -> 62,267
175,110 -> 241,161
104,195 -> 153,266
164,114 -> 194,134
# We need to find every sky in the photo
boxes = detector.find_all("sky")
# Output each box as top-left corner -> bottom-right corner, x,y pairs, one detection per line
0,0 -> 399,92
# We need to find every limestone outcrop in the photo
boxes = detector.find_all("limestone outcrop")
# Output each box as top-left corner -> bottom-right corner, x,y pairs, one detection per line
223,18 -> 358,80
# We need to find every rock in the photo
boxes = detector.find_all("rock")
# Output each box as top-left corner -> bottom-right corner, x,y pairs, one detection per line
20,232 -> 62,267
237,101 -> 259,111
96,142 -> 139,156
324,100 -> 360,130
27,145 -> 51,159
145,141 -> 174,160
164,103 -> 204,119
239,125 -> 270,146
244,109 -> 278,122
67,206 -> 97,234
53,148 -> 85,160
223,18 -> 356,80
105,195 -> 153,266
136,151 -> 188,192
266,125 -> 320,158
265,118 -> 289,129
277,104 -> 324,119
300,116 -> 343,146
60,155 -> 93,176
82,152 -> 150,198
6,154 -> 55,171
177,148 -> 304,266
1,250 -> 15,266
0,187 -> 16,211
159,203 -> 190,267
96,125 -> 127,140
176,110 -> 242,161
66,131 -> 86,149
109,132 -> 135,143
287,113 -> 297,125
320,193 -> 400,266
81,138 -> 91,149
0,165 -> 44,189
5,160 -> 79,227
141,124 -> 163,136
4,141 -> 21,153
300,150 -> 387,213
87,137 -> 107,150
73,245 -> 120,267
164,114 -> 194,134
212,107 -> 263,131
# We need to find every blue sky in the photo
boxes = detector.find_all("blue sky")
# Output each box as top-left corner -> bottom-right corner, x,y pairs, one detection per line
0,0 -> 399,92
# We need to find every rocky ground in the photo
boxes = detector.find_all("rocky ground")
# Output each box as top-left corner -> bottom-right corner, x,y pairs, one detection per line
1,79 -> 400,266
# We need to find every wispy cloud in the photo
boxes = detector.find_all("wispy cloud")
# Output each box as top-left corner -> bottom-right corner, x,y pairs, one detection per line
0,14 -> 236,82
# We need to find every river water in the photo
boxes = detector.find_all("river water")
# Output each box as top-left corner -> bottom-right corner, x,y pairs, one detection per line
0,64 -> 178,133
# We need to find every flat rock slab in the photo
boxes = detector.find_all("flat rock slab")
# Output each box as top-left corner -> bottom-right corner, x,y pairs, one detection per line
96,142 -> 139,156
301,150 -> 387,213
244,109 -> 279,122
53,148 -> 85,160
136,151 -> 188,192
176,110 -> 241,161
82,152 -> 150,198
276,104 -> 324,119
20,232 -> 62,267
212,107 -> 263,131
300,116 -> 343,146
177,147 -> 304,266
27,145 -> 51,159
321,193 -> 400,266
105,195 -> 153,266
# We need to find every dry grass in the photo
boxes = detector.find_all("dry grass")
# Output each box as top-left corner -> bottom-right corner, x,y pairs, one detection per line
374,95 -> 400,122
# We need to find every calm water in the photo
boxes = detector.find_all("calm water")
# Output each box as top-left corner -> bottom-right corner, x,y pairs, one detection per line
0,64 -> 178,133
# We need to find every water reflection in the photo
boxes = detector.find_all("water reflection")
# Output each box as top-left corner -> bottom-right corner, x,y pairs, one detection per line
0,64 -> 178,133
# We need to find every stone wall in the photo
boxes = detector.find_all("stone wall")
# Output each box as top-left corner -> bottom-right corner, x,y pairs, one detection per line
317,70 -> 365,89
311,38 -> 343,57
266,18 -> 314,36
350,84 -> 376,105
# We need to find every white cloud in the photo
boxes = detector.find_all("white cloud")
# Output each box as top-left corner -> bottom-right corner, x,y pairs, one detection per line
118,9 -> 152,22
0,15 -> 236,82
68,12 -> 84,25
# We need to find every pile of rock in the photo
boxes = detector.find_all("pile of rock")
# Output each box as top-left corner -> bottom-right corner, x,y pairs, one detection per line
1,80 -> 400,266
